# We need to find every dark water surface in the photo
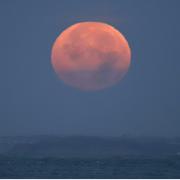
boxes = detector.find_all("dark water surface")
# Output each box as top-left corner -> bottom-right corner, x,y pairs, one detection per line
0,156 -> 180,178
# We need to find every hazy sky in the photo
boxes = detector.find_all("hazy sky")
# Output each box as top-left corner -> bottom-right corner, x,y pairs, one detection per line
0,0 -> 180,136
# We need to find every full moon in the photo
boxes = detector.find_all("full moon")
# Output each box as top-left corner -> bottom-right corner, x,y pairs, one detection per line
51,22 -> 131,91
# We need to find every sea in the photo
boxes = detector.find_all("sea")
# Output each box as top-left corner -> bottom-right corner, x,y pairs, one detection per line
0,155 -> 180,178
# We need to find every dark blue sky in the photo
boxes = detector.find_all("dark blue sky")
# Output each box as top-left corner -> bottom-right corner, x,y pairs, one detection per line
0,0 -> 180,136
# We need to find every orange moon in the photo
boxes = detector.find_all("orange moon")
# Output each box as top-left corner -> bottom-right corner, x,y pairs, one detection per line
51,22 -> 131,91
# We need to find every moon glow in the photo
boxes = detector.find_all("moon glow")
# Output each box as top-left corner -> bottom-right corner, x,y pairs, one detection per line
51,22 -> 131,91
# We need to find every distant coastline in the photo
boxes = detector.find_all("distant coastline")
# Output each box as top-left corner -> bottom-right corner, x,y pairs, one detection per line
0,135 -> 180,158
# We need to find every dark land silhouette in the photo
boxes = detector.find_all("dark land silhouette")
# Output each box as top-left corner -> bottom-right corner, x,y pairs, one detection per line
1,135 -> 180,158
